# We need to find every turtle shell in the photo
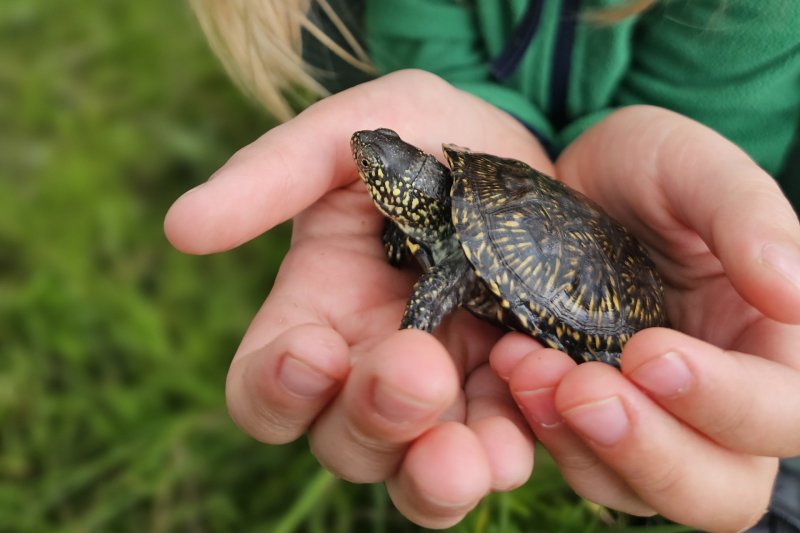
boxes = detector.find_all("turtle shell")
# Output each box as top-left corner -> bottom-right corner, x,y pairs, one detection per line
444,145 -> 667,363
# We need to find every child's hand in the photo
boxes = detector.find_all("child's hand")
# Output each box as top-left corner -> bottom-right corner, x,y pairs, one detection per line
164,70 -> 553,528
492,105 -> 800,533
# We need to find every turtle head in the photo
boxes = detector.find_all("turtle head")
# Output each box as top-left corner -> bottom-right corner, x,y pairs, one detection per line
351,128 -> 452,241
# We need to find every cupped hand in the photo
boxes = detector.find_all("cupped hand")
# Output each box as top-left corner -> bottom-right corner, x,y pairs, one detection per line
164,70 -> 551,528
492,105 -> 800,532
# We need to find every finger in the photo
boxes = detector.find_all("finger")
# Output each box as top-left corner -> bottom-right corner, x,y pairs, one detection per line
556,361 -> 778,532
464,364 -> 535,491
226,324 -> 350,444
508,350 -> 654,516
622,327 -> 800,457
308,329 -> 459,483
165,69 -> 552,255
386,422 -> 491,529
435,308 -> 506,380
557,105 -> 800,324
489,331 -> 545,381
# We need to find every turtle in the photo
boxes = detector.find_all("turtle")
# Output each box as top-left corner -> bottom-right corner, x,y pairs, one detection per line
350,128 -> 667,366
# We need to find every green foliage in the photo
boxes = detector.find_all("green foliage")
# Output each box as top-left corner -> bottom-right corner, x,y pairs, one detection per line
0,1 -> 691,531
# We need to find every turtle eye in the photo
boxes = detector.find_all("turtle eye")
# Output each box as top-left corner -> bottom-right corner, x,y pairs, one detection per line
359,158 -> 370,169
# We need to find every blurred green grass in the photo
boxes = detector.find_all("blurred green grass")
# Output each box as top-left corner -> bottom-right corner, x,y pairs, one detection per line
0,2 -> 692,531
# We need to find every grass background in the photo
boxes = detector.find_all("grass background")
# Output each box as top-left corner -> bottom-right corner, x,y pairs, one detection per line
0,1 -> 696,531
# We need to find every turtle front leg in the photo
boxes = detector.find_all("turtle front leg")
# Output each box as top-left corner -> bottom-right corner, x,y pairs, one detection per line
400,255 -> 476,332
382,220 -> 408,266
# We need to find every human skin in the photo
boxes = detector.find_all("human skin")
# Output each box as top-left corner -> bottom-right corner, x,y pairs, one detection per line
164,70 -> 800,532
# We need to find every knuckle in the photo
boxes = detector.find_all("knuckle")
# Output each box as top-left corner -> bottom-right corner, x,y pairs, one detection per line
701,382 -> 754,445
344,416 -> 405,458
308,420 -> 400,483
225,364 -> 308,445
230,395 -> 305,445
629,458 -> 684,498
552,446 -> 606,474
386,480 -> 473,530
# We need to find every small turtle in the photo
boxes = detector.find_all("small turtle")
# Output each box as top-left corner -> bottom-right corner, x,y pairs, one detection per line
350,128 -> 667,366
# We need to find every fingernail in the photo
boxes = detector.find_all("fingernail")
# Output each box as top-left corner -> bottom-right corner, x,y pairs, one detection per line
516,387 -> 562,427
563,396 -> 629,446
279,355 -> 336,398
372,382 -> 435,423
629,351 -> 692,398
761,243 -> 800,290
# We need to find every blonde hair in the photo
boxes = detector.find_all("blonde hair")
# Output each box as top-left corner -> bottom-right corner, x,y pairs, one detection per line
190,0 -> 657,122
189,0 -> 372,122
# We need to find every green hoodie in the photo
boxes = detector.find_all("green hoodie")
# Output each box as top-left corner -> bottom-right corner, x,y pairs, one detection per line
363,0 -> 800,191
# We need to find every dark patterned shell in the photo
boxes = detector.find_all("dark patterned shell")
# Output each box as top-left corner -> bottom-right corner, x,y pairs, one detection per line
444,145 -> 667,361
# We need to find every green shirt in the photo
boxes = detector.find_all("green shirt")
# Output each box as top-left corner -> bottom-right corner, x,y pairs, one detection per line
363,0 -> 800,190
